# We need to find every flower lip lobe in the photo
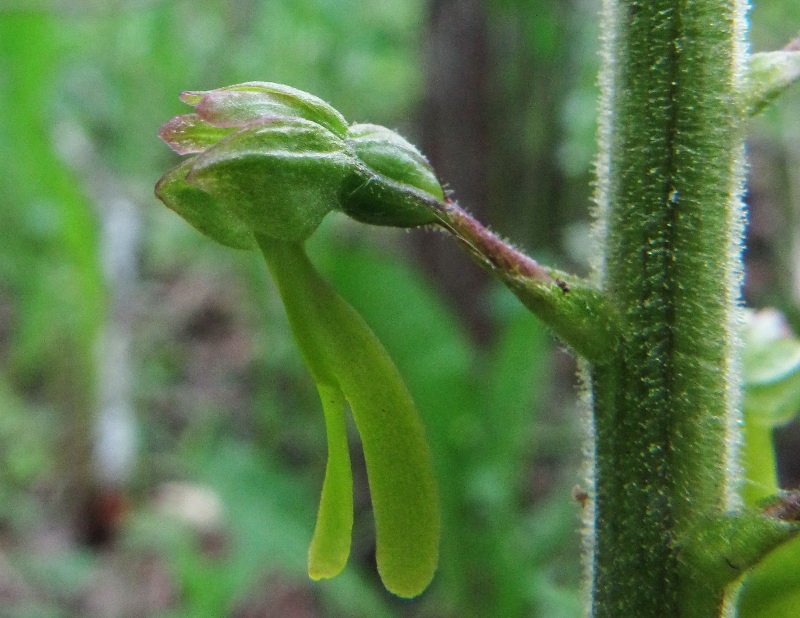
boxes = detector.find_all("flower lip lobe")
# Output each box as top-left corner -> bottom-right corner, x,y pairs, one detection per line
258,238 -> 440,598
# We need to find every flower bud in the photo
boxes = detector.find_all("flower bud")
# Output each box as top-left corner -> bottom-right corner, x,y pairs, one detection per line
156,84 -> 447,247
185,117 -> 355,242
158,109 -> 355,243
340,124 -> 445,228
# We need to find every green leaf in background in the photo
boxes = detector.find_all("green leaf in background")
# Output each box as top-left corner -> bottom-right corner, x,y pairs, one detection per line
743,309 -> 800,428
738,309 -> 800,618
0,13 -> 104,375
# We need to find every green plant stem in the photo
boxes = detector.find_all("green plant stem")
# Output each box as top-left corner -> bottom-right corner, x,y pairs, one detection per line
590,1 -> 747,616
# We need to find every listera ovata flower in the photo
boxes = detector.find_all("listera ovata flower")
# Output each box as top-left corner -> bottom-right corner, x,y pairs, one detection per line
156,82 -> 445,247
155,82 -> 442,597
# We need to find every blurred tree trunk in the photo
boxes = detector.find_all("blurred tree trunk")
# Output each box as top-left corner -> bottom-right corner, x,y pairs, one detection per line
416,4 -> 584,613
416,1 -> 584,339
417,0 -> 492,341
486,1 -> 576,253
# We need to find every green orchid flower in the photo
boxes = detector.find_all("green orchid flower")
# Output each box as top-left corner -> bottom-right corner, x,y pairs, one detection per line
155,82 -> 441,597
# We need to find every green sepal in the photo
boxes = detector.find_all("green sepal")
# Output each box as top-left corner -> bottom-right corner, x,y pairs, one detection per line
339,168 -> 445,228
258,237 -> 439,598
746,51 -> 800,117
348,124 -> 444,201
182,81 -> 349,137
340,123 -> 445,228
186,118 -> 355,242
154,158 -> 255,250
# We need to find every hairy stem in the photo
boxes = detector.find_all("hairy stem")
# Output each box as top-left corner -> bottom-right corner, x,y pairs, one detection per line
436,199 -> 557,285
590,1 -> 748,616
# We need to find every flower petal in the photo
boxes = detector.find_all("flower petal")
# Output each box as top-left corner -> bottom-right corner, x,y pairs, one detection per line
158,113 -> 237,155
181,82 -> 348,137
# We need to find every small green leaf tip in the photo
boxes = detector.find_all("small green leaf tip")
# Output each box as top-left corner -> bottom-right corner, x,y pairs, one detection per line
156,82 -> 446,246
747,49 -> 800,117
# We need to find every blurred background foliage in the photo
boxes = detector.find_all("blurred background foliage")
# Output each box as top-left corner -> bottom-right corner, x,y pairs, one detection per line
0,1 -> 798,616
